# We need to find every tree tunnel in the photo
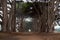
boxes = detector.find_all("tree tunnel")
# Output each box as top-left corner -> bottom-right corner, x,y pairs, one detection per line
0,0 -> 58,33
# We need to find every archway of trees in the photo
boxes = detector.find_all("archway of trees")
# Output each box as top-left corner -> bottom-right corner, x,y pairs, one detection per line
0,0 -> 59,33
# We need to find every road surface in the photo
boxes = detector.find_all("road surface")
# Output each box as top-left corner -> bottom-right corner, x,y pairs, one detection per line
0,32 -> 60,40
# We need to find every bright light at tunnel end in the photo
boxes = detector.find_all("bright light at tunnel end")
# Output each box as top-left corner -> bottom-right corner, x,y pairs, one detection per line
24,17 -> 32,22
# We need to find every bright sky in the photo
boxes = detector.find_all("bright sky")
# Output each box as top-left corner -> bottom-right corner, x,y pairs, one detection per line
23,0 -> 33,2
54,25 -> 60,29
23,0 -> 27,2
54,22 -> 60,29
23,0 -> 51,2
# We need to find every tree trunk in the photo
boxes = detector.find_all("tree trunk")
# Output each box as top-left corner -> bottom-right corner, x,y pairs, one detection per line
11,0 -> 16,32
2,0 -> 8,32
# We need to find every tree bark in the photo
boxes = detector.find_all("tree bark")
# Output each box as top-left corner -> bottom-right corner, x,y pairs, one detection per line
2,0 -> 8,32
11,0 -> 16,32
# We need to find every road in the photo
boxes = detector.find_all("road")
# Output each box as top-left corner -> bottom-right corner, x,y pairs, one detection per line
0,32 -> 60,40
